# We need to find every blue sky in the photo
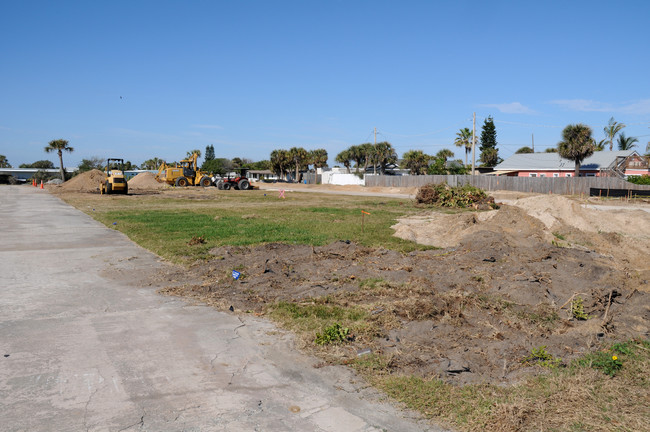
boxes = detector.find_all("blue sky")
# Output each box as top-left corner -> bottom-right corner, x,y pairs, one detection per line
1,0 -> 649,168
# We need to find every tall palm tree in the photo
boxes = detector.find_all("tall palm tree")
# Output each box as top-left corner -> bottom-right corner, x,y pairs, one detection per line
558,124 -> 595,176
617,133 -> 638,150
603,117 -> 625,152
44,139 -> 74,181
454,128 -> 473,166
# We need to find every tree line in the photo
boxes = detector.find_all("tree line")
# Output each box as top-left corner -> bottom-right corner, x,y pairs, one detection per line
4,117 -> 648,183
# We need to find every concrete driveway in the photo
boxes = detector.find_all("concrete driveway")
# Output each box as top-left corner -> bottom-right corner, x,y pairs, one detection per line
0,186 -> 438,432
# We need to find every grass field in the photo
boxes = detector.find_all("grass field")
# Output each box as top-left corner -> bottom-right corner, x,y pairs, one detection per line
62,189 -> 428,264
60,189 -> 650,432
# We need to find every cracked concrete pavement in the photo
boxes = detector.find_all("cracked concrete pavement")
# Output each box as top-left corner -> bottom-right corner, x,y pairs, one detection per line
0,186 -> 441,432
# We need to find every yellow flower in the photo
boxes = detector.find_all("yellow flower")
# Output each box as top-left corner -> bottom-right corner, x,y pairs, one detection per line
612,355 -> 618,361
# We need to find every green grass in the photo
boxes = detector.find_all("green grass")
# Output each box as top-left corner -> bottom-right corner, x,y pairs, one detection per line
65,190 -> 428,263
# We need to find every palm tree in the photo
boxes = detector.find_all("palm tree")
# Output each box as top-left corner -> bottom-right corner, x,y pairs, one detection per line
374,142 -> 397,175
435,148 -> 454,162
358,143 -> 374,173
348,145 -> 365,174
454,128 -> 473,166
603,117 -> 625,152
558,124 -> 595,176
616,133 -> 638,150
288,147 -> 309,182
402,150 -> 432,175
270,149 -> 290,180
309,149 -> 328,170
335,149 -> 352,173
0,155 -> 10,168
44,139 -> 74,181
186,149 -> 201,158
593,138 -> 607,151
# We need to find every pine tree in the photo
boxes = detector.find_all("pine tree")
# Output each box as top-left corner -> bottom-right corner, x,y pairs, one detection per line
479,116 -> 499,167
205,144 -> 215,162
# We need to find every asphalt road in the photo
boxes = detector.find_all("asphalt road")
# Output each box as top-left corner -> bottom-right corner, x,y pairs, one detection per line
0,186 -> 438,432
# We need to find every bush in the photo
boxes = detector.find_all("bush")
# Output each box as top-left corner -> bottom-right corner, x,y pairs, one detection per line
415,183 -> 497,209
626,175 -> 650,185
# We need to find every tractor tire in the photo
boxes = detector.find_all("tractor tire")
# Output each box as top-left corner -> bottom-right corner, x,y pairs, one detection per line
199,176 -> 212,187
238,179 -> 250,190
222,182 -> 232,190
123,184 -> 129,195
216,180 -> 224,190
175,176 -> 189,187
106,183 -> 113,194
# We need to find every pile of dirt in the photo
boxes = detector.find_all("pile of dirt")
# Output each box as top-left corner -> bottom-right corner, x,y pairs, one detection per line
57,169 -> 105,193
128,172 -> 169,190
160,226 -> 649,385
394,195 -> 650,274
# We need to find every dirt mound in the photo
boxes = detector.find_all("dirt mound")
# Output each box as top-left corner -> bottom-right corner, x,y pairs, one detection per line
511,195 -> 650,236
58,169 -> 105,193
160,238 -> 649,386
128,172 -> 169,190
393,195 -> 650,273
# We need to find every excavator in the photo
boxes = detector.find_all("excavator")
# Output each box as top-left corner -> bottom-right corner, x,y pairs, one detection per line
155,153 -> 213,187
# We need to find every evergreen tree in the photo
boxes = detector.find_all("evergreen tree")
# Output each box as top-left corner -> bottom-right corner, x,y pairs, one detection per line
205,144 -> 215,162
479,116 -> 499,166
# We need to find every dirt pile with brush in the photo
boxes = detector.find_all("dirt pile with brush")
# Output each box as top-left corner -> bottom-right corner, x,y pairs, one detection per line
161,201 -> 649,385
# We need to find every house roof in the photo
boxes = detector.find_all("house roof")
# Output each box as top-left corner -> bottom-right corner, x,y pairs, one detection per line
494,150 -> 637,171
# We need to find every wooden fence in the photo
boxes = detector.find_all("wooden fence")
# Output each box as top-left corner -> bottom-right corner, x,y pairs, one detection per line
364,175 -> 650,195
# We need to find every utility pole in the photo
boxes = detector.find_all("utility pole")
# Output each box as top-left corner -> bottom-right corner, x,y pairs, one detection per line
374,127 -> 377,145
472,112 -> 476,175
532,133 -> 535,152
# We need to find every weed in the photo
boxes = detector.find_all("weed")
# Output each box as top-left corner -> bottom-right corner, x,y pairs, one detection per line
314,323 -> 350,345
523,346 -> 563,368
571,296 -> 590,320
552,232 -> 566,240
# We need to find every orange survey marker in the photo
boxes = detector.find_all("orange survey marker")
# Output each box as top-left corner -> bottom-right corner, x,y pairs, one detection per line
361,210 -> 371,232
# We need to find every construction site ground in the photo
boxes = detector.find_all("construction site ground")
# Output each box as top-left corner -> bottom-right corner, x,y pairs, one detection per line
38,171 -> 650,430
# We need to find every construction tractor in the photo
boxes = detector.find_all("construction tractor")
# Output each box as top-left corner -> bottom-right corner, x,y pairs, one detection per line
100,158 -> 128,195
155,153 -> 213,187
216,168 -> 252,190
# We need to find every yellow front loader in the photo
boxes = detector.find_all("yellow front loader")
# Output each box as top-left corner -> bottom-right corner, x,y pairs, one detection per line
155,153 -> 212,187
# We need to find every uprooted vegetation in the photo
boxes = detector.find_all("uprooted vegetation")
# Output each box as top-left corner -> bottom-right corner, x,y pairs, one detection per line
415,183 -> 498,209
58,187 -> 650,432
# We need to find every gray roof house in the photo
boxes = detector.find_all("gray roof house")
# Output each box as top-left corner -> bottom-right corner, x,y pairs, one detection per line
493,150 -> 647,177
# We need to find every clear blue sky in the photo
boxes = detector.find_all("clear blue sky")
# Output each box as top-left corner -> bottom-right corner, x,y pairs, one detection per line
1,0 -> 649,168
